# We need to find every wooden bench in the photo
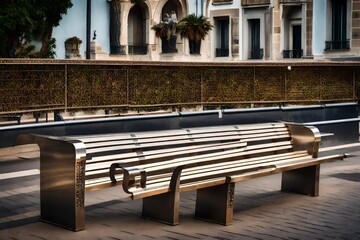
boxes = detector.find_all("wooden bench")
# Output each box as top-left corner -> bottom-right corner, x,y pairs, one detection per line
15,122 -> 349,231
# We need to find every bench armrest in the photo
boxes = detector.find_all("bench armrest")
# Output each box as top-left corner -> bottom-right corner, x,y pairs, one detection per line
285,123 -> 321,158
110,163 -> 147,194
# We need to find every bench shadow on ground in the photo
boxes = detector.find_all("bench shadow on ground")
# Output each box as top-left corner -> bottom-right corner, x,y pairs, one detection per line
85,189 -> 292,225
0,188 -> 333,232
0,216 -> 39,231
330,173 -> 360,182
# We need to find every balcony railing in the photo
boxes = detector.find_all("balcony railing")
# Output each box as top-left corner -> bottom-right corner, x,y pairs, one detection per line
250,48 -> 263,59
283,49 -> 303,59
325,40 -> 350,50
128,45 -> 148,55
216,48 -> 229,57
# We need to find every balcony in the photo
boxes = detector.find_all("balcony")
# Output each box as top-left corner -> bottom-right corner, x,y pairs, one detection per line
325,40 -> 350,50
250,48 -> 263,59
128,45 -> 148,55
283,49 -> 303,59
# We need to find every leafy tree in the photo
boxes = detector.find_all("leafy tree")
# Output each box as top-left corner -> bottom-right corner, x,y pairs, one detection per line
35,0 -> 73,58
0,0 -> 72,58
0,0 -> 35,57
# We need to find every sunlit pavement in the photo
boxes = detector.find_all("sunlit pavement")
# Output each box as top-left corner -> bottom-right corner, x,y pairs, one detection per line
1,146 -> 360,240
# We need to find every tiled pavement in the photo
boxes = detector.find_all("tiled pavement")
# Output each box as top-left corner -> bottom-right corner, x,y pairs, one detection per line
0,147 -> 360,240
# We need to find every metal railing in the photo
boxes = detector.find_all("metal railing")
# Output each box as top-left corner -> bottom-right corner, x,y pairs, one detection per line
0,60 -> 358,115
215,48 -> 229,57
325,40 -> 350,50
250,48 -> 263,59
283,49 -> 303,59
128,45 -> 148,55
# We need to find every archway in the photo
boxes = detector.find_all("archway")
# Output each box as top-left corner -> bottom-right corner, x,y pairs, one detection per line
162,0 -> 181,21
128,4 -> 149,55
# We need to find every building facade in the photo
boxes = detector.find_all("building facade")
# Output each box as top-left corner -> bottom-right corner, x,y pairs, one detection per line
52,0 -> 360,61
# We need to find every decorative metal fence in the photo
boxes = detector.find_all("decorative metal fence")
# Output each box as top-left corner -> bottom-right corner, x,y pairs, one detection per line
0,59 -> 359,115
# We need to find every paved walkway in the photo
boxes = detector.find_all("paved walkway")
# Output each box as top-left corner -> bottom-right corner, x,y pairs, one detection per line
0,146 -> 360,240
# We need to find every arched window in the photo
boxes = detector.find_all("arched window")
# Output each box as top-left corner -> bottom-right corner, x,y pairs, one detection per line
128,5 -> 148,55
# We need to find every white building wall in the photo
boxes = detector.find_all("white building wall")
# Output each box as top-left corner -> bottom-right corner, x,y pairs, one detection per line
53,1 -> 110,59
312,0 -> 327,57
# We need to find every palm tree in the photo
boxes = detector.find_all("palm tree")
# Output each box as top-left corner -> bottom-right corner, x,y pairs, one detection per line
177,14 -> 213,54
152,20 -> 178,53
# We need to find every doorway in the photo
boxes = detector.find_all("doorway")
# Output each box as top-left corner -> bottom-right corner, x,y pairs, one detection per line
292,25 -> 302,58
249,19 -> 262,59
128,5 -> 147,55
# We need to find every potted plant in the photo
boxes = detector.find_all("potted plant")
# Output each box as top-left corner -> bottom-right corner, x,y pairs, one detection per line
152,15 -> 178,53
65,36 -> 83,58
177,14 -> 213,54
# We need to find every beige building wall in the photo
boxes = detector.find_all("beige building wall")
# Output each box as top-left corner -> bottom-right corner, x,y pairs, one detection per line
305,0 -> 313,57
353,0 -> 360,54
273,0 -> 281,60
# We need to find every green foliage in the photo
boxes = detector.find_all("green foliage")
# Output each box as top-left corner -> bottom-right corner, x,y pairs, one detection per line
152,21 -> 178,40
45,38 -> 57,59
177,14 -> 213,42
0,0 -> 35,57
15,44 -> 36,58
0,0 -> 72,58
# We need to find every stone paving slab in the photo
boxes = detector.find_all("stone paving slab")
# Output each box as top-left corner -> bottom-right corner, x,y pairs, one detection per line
0,149 -> 360,239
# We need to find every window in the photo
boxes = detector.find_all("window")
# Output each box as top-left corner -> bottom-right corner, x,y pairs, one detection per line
282,5 -> 303,59
325,0 -> 349,50
128,5 -> 147,55
215,17 -> 229,57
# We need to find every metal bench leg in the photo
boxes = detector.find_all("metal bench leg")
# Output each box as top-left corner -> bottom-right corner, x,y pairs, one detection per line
18,135 -> 87,231
195,182 -> 235,225
281,164 -> 320,197
142,190 -> 180,225
142,166 -> 183,225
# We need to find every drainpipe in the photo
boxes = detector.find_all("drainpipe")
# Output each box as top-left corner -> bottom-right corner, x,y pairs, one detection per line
86,0 -> 92,59
196,0 -> 198,16
201,0 -> 204,16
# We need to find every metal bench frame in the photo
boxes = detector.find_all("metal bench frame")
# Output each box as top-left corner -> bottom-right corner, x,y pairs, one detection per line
15,122 -> 348,231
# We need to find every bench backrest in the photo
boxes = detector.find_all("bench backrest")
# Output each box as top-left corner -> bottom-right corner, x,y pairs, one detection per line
78,122 -> 302,190
15,122 -> 320,192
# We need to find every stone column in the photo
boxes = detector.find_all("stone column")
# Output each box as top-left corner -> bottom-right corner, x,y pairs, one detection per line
231,17 -> 239,58
109,0 -> 126,55
305,0 -> 313,57
352,0 -> 360,54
